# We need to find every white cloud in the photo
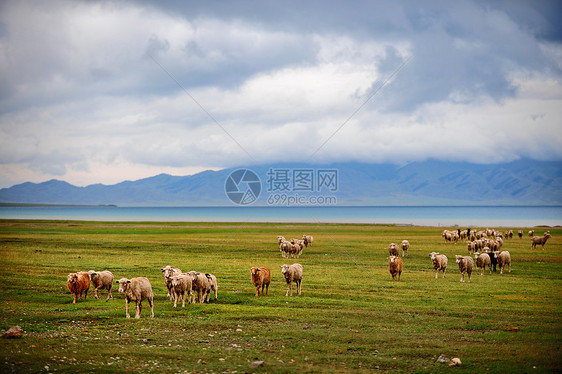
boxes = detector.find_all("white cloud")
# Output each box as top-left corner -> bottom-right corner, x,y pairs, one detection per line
0,0 -> 561,188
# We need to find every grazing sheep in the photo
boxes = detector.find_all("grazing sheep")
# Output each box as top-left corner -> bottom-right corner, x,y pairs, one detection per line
88,270 -> 114,301
250,267 -> 271,296
494,251 -> 512,274
518,230 -> 523,239
187,271 -> 211,303
429,252 -> 448,279
205,273 -> 218,302
467,241 -> 476,254
170,274 -> 192,308
302,235 -> 314,247
67,272 -> 90,304
388,255 -> 403,281
116,277 -> 154,319
455,255 -> 474,283
531,232 -> 552,250
279,241 -> 292,258
388,243 -> 399,256
474,252 -> 492,275
161,265 -> 182,301
442,230 -> 453,242
280,263 -> 303,297
400,240 -> 410,257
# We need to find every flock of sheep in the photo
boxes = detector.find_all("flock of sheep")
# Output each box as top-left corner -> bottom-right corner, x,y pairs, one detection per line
65,234 -> 312,318
66,228 -> 552,318
278,234 -> 313,258
403,228 -> 551,284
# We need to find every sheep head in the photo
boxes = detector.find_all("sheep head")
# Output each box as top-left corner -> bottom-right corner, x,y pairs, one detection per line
67,273 -> 78,284
388,255 -> 397,264
455,255 -> 464,263
429,252 -> 439,260
280,264 -> 290,274
116,278 -> 131,293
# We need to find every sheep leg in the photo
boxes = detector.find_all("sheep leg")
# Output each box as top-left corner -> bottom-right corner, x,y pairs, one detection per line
72,293 -> 77,304
125,299 -> 131,319
435,270 -> 438,279
398,271 -> 401,281
265,283 -> 269,295
286,282 -> 292,297
94,288 -> 100,299
181,291 -> 186,308
106,287 -> 112,302
149,297 -> 154,318
135,300 -> 142,319
173,291 -> 178,308
442,268 -> 446,278
84,289 -> 88,300
297,280 -> 302,295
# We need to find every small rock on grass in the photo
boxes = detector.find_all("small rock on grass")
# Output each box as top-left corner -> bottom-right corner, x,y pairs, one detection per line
1,326 -> 23,339
449,358 -> 462,366
436,354 -> 450,363
250,360 -> 264,369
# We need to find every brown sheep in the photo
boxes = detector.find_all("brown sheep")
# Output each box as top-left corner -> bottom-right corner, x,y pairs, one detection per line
388,255 -> 403,281
116,277 -> 154,319
250,267 -> 271,296
67,272 -> 90,304
531,232 -> 552,250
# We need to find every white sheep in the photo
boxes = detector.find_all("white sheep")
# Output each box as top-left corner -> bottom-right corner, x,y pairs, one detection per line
429,252 -> 448,279
88,270 -> 114,301
455,255 -> 473,283
302,235 -> 314,247
467,241 -> 476,254
161,265 -> 182,301
531,232 -> 552,250
388,243 -> 399,257
494,251 -> 512,274
281,263 -> 303,297
474,252 -> 492,275
116,277 -> 154,319
187,271 -> 211,303
170,274 -> 192,308
205,273 -> 218,302
400,240 -> 410,257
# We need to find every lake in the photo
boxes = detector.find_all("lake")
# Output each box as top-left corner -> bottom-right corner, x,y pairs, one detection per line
0,205 -> 560,227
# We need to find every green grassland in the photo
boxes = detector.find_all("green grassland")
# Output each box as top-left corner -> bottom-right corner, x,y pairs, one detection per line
0,220 -> 560,373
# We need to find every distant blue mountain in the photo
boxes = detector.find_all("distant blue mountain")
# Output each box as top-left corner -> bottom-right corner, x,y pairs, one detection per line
1,159 -> 560,206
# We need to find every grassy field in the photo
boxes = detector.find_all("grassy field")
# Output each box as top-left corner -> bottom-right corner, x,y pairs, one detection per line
0,220 -> 560,373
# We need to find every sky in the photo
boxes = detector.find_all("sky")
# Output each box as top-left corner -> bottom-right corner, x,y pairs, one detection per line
1,0 -> 561,188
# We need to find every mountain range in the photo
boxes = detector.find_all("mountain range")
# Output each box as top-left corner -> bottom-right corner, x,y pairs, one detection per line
0,159 -> 561,206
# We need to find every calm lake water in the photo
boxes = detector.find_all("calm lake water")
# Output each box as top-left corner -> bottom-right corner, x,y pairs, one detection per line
0,206 -> 560,227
